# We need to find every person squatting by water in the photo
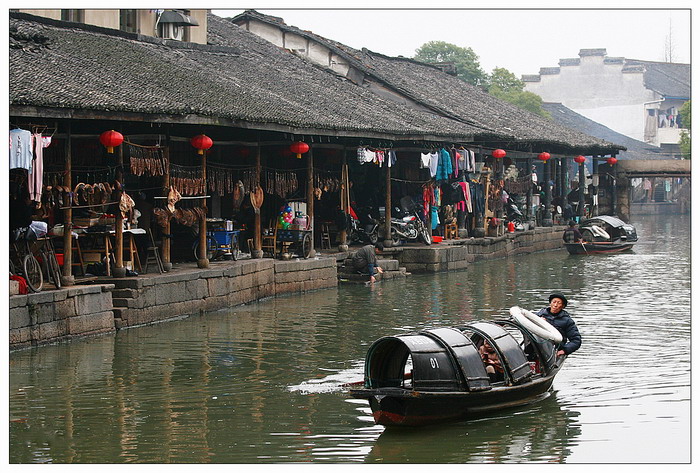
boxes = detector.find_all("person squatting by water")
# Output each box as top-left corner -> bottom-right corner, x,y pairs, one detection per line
351,243 -> 384,283
537,293 -> 582,357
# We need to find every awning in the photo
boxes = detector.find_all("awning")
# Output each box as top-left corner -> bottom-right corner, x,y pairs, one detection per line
158,11 -> 199,27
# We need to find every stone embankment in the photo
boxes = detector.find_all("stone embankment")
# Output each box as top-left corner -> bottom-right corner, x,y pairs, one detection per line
9,226 -> 564,350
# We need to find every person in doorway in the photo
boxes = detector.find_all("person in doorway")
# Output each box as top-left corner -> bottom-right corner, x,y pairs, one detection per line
536,293 -> 581,357
351,243 -> 384,283
563,220 -> 583,243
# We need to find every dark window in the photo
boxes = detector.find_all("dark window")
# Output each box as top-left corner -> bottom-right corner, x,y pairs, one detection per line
120,9 -> 138,34
61,9 -> 84,23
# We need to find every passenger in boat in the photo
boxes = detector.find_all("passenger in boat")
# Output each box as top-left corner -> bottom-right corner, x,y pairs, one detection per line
479,340 -> 504,382
351,243 -> 384,283
536,293 -> 582,357
563,221 -> 583,243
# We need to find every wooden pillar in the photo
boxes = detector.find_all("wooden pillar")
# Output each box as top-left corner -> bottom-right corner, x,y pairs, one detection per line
577,160 -> 586,219
161,145 -> 172,271
197,149 -> 209,268
526,157 -> 533,223
251,143 -> 263,259
61,122 -> 75,286
542,159 -> 553,226
383,158 -> 392,247
610,159 -> 618,216
113,141 -> 126,277
338,150 -> 349,252
306,146 -> 315,257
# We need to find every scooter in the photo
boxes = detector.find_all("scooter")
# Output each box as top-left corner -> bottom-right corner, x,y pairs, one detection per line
348,209 -> 379,245
506,196 -> 525,229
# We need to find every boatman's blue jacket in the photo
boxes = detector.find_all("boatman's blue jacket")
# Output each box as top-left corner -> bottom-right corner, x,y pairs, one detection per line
536,307 -> 582,355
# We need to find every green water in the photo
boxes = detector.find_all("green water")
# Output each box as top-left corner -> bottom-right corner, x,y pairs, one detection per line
8,214 -> 690,463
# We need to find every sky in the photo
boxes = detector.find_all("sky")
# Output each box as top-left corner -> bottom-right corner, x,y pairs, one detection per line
211,1 -> 692,78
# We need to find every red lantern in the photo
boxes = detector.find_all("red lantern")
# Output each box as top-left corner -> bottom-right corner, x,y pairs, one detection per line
191,134 -> 213,155
290,141 -> 310,159
99,130 -> 123,154
606,157 -> 618,166
574,155 -> 586,164
538,152 -> 551,162
491,149 -> 506,159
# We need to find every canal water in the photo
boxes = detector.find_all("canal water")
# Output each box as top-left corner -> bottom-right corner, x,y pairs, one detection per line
9,214 -> 690,463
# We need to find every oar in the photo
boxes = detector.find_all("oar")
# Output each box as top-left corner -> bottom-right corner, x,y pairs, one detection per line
580,240 -> 588,255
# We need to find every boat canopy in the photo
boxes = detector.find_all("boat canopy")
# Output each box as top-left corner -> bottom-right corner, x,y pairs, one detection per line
582,215 -> 627,227
364,327 -> 491,393
465,322 -> 533,385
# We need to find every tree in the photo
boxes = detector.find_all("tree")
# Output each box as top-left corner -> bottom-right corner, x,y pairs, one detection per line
679,100 -> 690,159
414,42 -> 549,117
414,41 -> 487,86
487,67 -> 551,118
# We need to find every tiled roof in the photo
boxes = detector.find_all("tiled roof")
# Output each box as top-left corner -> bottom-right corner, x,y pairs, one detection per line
9,12 -> 488,143
542,103 -> 666,160
626,60 -> 691,98
228,10 -> 623,155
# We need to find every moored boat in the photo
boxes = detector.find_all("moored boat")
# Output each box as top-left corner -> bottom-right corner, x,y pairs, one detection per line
565,215 -> 638,255
349,307 -> 566,427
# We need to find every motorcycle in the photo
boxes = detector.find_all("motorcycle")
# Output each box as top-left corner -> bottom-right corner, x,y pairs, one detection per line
382,197 -> 431,246
348,209 -> 380,245
506,196 -> 525,229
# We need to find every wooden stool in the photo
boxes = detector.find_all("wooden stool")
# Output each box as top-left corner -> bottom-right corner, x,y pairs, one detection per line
70,237 -> 85,276
320,223 -> 332,249
444,223 -> 458,240
143,229 -> 164,274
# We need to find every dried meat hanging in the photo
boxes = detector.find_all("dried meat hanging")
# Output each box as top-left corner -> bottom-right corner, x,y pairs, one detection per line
127,142 -> 168,177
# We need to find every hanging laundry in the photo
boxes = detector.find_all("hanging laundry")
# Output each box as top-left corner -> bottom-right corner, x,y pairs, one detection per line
420,152 -> 432,169
387,150 -> 397,168
429,152 -> 439,177
10,128 -> 33,172
435,148 -> 453,181
28,133 -> 51,203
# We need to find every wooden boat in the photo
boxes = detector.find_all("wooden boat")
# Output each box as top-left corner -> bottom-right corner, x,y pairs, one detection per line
564,240 -> 635,255
565,215 -> 638,255
349,308 -> 566,427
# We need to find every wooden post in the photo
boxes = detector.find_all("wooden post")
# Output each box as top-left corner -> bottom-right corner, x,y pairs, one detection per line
306,146 -> 315,257
383,157 -> 392,247
61,122 -> 75,285
578,161 -> 586,219
526,157 -> 533,224
197,149 -> 209,268
161,145 -> 172,271
113,141 -> 125,277
542,159 -> 553,226
251,143 -> 263,259
338,150 -> 349,252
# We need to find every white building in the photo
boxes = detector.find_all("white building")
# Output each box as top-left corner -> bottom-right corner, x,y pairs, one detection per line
523,49 -> 689,158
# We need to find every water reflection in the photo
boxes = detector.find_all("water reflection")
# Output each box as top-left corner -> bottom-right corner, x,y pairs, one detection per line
365,392 -> 580,463
9,214 -> 690,463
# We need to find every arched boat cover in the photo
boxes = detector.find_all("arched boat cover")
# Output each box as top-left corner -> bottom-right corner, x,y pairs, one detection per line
364,329 -> 490,392
467,322 -> 533,385
421,328 -> 491,392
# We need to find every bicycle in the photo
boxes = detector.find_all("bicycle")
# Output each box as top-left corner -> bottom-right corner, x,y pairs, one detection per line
34,236 -> 63,289
9,227 -> 44,292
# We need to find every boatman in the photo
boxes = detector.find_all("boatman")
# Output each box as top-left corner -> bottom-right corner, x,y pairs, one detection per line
536,293 -> 581,357
563,220 -> 583,243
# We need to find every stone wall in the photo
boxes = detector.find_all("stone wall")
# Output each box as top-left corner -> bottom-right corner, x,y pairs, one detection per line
9,285 -> 116,350
397,227 -> 564,273
111,258 -> 337,329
